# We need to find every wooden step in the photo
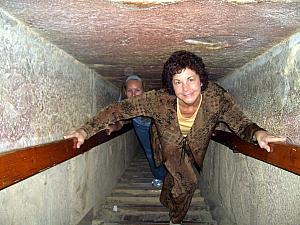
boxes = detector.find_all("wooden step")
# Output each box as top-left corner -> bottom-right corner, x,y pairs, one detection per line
110,187 -> 201,197
112,187 -> 202,194
105,194 -> 205,205
95,208 -> 215,224
92,152 -> 217,225
118,176 -> 154,183
111,187 -> 162,195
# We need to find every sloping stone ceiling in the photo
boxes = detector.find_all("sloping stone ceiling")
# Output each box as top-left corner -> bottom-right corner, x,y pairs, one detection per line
1,0 -> 300,89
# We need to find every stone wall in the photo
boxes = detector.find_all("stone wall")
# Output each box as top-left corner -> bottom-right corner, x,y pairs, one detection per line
0,9 -> 139,225
201,32 -> 300,225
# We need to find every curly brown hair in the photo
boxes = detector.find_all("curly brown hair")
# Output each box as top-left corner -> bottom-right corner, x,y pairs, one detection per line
161,50 -> 208,95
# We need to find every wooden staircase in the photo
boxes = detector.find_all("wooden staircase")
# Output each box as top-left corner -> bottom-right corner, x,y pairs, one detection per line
92,152 -> 217,225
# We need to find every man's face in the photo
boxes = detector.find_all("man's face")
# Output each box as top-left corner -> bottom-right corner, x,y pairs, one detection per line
125,80 -> 143,98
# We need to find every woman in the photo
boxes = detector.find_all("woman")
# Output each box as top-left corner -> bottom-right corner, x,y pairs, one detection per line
65,50 -> 285,225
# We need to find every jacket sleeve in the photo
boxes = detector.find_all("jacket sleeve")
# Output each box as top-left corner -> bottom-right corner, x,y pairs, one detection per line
150,122 -> 165,167
218,89 -> 265,143
80,90 -> 157,139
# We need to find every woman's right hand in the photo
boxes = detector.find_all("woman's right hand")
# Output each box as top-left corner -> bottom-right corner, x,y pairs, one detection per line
64,129 -> 87,148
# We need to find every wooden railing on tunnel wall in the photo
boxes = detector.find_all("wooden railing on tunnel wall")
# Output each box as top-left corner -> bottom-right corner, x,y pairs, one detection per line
0,127 -> 299,191
211,130 -> 300,175
0,124 -> 132,190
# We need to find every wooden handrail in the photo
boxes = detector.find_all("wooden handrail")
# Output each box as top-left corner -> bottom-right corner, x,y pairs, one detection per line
0,124 -> 132,191
211,130 -> 300,175
0,126 -> 299,191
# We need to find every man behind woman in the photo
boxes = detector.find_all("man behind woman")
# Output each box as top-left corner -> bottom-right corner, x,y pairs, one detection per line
107,75 -> 166,188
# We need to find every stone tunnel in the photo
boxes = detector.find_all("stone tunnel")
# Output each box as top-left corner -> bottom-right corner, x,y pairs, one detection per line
0,2 -> 300,225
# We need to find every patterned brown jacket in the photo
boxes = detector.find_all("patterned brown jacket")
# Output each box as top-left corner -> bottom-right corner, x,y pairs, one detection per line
81,81 -> 262,169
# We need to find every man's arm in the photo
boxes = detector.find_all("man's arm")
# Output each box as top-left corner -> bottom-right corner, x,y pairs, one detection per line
106,120 -> 130,135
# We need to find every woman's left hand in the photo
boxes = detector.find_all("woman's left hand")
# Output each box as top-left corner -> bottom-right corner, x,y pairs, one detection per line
254,130 -> 286,152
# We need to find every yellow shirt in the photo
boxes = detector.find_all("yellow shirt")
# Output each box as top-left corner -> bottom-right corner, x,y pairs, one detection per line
177,95 -> 202,136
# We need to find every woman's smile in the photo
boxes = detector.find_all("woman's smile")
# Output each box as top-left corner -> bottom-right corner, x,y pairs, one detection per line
172,68 -> 202,106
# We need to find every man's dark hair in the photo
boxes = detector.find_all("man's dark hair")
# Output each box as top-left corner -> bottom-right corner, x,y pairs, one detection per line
161,50 -> 208,95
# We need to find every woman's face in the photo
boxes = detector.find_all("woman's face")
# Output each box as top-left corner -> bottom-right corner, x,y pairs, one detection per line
172,68 -> 202,106
125,79 -> 143,98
